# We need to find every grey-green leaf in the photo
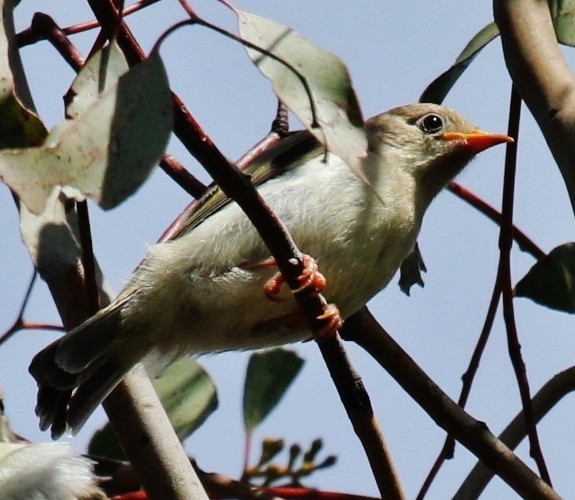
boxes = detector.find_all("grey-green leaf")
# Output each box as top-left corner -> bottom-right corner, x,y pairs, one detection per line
420,22 -> 500,104
0,47 -> 173,214
238,10 -> 367,169
0,0 -> 46,149
89,358 -> 217,459
515,243 -> 575,313
243,348 -> 304,433
66,41 -> 129,119
550,0 -> 575,46
153,358 -> 218,441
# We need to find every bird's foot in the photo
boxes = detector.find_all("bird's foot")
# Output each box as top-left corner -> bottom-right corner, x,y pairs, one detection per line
263,254 -> 326,301
314,302 -> 343,339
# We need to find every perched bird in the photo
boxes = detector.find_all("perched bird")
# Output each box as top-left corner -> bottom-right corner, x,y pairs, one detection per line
29,103 -> 512,438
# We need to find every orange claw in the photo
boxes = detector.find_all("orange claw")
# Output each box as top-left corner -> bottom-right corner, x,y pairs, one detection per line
263,271 -> 285,301
314,303 -> 343,340
263,254 -> 327,301
292,255 -> 327,295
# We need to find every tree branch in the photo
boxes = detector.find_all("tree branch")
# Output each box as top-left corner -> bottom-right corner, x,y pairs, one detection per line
343,307 -> 560,499
455,366 -> 575,497
11,6 -> 207,499
494,0 -> 575,214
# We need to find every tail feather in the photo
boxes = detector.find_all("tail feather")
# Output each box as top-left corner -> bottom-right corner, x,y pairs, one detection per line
36,386 -> 71,436
54,298 -> 128,373
28,300 -> 136,439
30,349 -> 132,439
29,341 -> 81,390
66,356 -> 128,435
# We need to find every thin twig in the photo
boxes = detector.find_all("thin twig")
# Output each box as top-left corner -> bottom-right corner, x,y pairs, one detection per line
17,0 -> 163,46
448,182 -> 545,260
416,272 -> 503,499
455,366 -> 575,497
499,87 -> 551,484
76,201 -> 100,315
0,271 -> 37,347
343,307 -> 560,499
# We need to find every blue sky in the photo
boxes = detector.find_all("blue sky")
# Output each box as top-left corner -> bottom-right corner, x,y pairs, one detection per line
1,1 -> 574,497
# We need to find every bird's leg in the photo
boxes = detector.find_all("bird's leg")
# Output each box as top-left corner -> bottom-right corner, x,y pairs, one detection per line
260,254 -> 327,300
245,255 -> 342,338
314,302 -> 343,339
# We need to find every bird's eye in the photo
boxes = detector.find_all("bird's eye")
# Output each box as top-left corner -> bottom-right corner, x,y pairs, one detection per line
418,113 -> 445,134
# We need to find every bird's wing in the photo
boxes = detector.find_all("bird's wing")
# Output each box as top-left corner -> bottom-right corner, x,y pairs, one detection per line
169,130 -> 323,240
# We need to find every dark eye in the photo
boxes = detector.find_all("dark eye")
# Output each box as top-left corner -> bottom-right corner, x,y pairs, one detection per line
418,113 -> 445,134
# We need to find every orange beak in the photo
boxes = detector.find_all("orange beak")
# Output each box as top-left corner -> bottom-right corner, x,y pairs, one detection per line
440,131 -> 514,153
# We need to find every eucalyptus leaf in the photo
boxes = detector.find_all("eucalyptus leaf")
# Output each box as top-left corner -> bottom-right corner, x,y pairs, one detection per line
0,0 -> 46,148
420,22 -> 500,104
243,348 -> 304,433
0,48 -> 173,214
550,0 -> 575,46
66,41 -> 129,119
420,1 -> 575,104
153,358 -> 218,440
88,358 -> 217,459
238,10 -> 367,170
515,243 -> 575,313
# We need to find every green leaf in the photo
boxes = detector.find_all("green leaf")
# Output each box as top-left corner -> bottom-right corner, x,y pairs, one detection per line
420,22 -> 500,104
243,348 -> 304,433
0,0 -> 47,148
88,358 -> 217,459
66,41 -> 129,119
0,46 -> 173,214
515,243 -> 575,313
238,10 -> 367,170
153,358 -> 218,440
550,0 -> 575,46
88,423 -> 127,461
420,2 -> 575,104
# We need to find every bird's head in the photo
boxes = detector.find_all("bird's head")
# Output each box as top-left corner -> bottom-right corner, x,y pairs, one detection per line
366,103 -> 513,206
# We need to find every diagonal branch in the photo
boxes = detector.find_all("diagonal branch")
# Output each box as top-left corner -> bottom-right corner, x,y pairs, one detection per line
343,307 -> 560,499
455,365 -> 575,497
86,2 -> 398,498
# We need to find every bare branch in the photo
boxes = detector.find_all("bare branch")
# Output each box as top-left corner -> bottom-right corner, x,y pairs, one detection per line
455,366 -> 575,497
494,0 -> 575,214
343,307 -> 560,499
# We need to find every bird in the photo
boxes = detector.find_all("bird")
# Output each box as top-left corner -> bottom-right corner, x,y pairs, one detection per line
29,103 -> 512,439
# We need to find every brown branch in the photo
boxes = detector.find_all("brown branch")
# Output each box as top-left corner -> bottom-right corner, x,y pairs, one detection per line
455,366 -> 575,497
499,87 -> 551,484
316,335 -> 406,500
16,0 -> 162,46
448,182 -> 545,261
494,0 -> 575,215
12,8 -> 208,500
416,271 -> 503,499
342,307 -> 560,499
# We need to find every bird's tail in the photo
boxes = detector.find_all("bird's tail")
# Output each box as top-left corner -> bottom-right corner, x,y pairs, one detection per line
29,297 -> 137,439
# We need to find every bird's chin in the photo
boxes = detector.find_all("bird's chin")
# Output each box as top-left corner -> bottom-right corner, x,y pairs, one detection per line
418,153 -> 472,205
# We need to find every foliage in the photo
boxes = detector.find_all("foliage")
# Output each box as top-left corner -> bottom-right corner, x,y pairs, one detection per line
0,1 -> 574,499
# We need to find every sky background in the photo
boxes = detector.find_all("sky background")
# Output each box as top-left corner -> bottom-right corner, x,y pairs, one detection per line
1,1 -> 574,498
